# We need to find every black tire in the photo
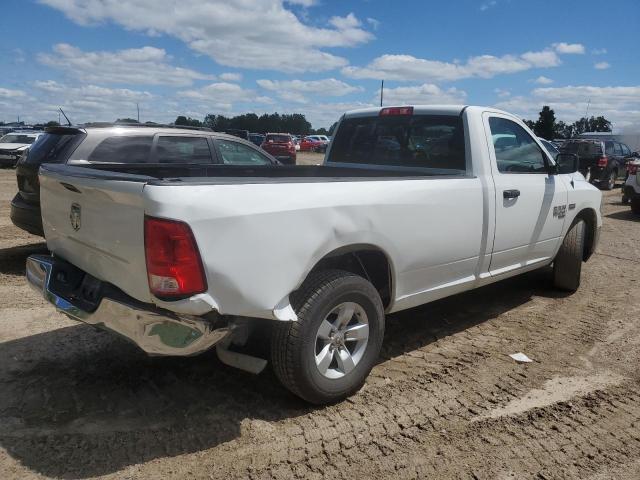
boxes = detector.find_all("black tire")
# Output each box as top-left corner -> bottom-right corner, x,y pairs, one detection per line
601,170 -> 616,190
270,269 -> 385,404
631,197 -> 640,215
553,219 -> 586,291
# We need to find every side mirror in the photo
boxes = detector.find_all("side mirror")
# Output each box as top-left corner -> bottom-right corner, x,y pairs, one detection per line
556,153 -> 579,174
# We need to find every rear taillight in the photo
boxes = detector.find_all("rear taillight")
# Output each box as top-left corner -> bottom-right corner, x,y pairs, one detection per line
597,156 -> 608,167
629,163 -> 639,175
380,106 -> 414,116
144,216 -> 207,298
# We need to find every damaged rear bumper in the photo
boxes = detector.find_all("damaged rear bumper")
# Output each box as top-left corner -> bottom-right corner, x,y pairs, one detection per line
26,254 -> 232,356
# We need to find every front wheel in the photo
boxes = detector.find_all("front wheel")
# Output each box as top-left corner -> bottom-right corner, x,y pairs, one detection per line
271,270 -> 385,404
631,197 -> 640,215
553,219 -> 585,291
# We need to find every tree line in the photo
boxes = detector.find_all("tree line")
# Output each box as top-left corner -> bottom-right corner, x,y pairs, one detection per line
523,106 -> 612,140
173,112 -> 335,136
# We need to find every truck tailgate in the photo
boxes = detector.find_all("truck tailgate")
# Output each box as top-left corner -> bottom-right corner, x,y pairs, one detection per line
39,165 -> 152,303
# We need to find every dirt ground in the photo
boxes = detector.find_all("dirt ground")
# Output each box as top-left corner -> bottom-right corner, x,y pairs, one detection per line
1,164 -> 639,480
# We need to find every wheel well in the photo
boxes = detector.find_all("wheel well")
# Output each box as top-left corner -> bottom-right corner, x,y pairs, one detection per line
576,208 -> 597,261
305,245 -> 393,308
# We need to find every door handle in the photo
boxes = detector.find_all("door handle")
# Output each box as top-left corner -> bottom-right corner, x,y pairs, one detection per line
503,189 -> 520,199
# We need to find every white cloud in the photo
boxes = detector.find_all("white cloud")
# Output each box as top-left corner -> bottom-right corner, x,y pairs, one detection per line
0,87 -> 27,98
494,88 -> 511,98
495,85 -> 640,128
219,72 -> 242,82
480,1 -> 497,11
257,78 -> 362,103
343,45 -> 565,82
592,48 -> 607,55
38,43 -> 213,86
552,42 -> 585,54
379,83 -> 467,105
39,0 -> 374,73
285,0 -> 316,5
177,82 -> 274,111
594,62 -> 611,70
366,17 -> 380,30
533,76 -> 554,85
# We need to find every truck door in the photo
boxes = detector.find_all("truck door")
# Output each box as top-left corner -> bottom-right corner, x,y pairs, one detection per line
483,113 -> 567,276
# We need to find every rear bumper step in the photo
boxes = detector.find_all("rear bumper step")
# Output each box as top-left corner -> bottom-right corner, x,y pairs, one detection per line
26,254 -> 231,356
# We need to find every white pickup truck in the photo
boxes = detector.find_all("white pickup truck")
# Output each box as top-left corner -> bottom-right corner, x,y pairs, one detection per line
27,105 -> 602,404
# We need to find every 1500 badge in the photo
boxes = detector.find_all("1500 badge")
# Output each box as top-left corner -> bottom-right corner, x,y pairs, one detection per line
553,205 -> 567,218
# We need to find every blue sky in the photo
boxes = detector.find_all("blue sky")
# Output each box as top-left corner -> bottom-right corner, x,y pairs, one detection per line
1,0 -> 638,129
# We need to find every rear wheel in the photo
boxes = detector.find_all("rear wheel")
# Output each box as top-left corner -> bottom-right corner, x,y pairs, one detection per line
602,170 -> 616,190
271,270 -> 385,404
553,219 -> 585,291
631,197 -> 640,215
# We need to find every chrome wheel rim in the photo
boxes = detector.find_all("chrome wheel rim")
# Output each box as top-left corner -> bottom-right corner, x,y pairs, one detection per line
314,302 -> 369,379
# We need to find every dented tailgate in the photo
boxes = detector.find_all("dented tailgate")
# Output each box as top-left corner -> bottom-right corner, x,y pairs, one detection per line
39,165 -> 152,303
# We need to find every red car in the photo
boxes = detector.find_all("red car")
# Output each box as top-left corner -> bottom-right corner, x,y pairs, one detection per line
260,133 -> 296,165
299,136 -> 327,153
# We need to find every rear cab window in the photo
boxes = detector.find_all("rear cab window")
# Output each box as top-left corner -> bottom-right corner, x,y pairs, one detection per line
561,141 -> 603,157
326,112 -> 467,175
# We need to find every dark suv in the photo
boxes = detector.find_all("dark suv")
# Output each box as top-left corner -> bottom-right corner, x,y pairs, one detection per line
10,124 -> 280,236
560,139 -> 634,190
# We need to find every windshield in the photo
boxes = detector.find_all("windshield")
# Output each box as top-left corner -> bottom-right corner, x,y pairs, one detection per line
327,114 -> 467,174
266,134 -> 291,143
0,134 -> 37,144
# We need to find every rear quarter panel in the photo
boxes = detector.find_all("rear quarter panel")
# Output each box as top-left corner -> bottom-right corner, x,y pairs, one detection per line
143,177 -> 485,319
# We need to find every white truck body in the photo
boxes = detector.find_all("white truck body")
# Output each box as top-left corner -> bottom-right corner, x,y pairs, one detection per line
38,106 -> 601,320
28,105 -> 602,402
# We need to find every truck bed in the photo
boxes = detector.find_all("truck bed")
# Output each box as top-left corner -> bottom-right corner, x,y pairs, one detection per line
45,163 -> 471,185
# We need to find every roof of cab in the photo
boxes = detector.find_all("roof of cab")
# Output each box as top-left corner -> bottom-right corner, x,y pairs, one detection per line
342,104 -> 517,119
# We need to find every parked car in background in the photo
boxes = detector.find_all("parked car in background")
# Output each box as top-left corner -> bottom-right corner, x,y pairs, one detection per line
260,133 -> 296,164
299,136 -> 327,153
249,133 -> 265,147
224,129 -> 250,141
10,124 -> 279,236
622,159 -> 640,208
307,135 -> 330,143
27,105 -> 602,404
291,136 -> 301,151
538,137 -> 560,159
560,139 -> 632,190
0,131 -> 43,167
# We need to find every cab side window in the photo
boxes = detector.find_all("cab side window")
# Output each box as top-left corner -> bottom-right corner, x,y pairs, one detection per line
614,143 -> 623,155
489,117 -> 547,173
215,139 -> 273,165
621,144 -> 631,156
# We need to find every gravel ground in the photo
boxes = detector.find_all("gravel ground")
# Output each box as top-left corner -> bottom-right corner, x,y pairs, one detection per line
1,165 -> 639,480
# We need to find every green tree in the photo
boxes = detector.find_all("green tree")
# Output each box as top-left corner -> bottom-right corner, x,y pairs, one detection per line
533,106 -> 556,140
115,118 -> 139,124
523,119 -> 536,130
553,120 -> 572,139
45,121 -> 60,127
571,116 -> 612,134
174,116 -> 203,127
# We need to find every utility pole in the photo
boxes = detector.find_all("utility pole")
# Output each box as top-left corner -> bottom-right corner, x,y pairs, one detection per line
585,99 -> 591,118
380,80 -> 384,107
136,103 -> 140,123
